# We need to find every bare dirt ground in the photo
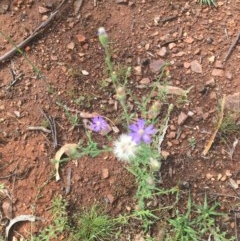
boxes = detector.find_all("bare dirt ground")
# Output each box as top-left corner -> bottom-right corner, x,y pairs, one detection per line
1,0 -> 240,240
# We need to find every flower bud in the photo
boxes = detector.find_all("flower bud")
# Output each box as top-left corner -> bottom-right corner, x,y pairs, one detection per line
116,86 -> 126,101
146,176 -> 155,187
148,100 -> 162,119
98,27 -> 108,49
149,158 -> 161,171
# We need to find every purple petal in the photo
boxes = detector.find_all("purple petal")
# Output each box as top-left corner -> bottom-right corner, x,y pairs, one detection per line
129,123 -> 139,132
130,133 -> 141,144
136,119 -> 145,129
145,125 -> 156,135
90,123 -> 100,132
142,134 -> 151,144
92,116 -> 100,122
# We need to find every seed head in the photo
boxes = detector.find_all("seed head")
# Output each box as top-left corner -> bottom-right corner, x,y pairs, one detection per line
116,86 -> 126,101
113,134 -> 138,162
149,158 -> 161,171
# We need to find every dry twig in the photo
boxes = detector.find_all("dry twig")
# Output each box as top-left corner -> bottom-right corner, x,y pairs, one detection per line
27,126 -> 51,133
40,109 -> 58,149
0,0 -> 66,63
65,168 -> 72,195
223,32 -> 240,64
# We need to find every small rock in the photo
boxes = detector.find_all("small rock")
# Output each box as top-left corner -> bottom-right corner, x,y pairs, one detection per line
149,59 -> 165,73
128,1 -> 135,7
190,60 -> 202,73
208,55 -> 215,63
220,175 -> 227,182
170,125 -> 176,131
139,77 -> 151,85
206,37 -> 213,44
82,43 -> 89,50
187,111 -> 194,117
194,48 -> 201,55
196,34 -> 204,41
171,140 -> 180,145
42,15 -> 48,21
116,0 -> 128,3
134,66 -> 142,76
38,6 -> 50,14
161,150 -> 170,159
218,1 -> 224,6
167,131 -> 176,139
217,173 -> 223,180
215,60 -> 223,69
205,78 -> 215,88
50,55 -> 58,61
210,91 -> 217,99
106,193 -> 115,204
206,172 -> 214,179
76,34 -> 86,43
178,112 -> 188,125
168,43 -> 176,50
81,70 -> 89,75
211,69 -> 224,77
173,51 -> 186,57
145,43 -> 150,50
225,71 -> 233,80
225,92 -> 240,112
13,111 -> 20,118
102,168 -> 109,179
184,36 -> 194,44
67,42 -> 75,50
157,47 -> 167,57
202,112 -> 209,120
184,62 -> 191,69
226,170 -> 232,177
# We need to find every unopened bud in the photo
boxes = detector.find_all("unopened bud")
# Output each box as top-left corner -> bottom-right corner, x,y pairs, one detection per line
146,176 -> 155,187
148,100 -> 162,119
98,27 -> 108,49
116,86 -> 126,101
149,158 -> 161,171
165,66 -> 171,78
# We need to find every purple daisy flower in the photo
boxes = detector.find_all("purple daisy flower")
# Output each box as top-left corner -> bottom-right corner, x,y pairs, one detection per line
129,119 -> 156,144
90,116 -> 108,132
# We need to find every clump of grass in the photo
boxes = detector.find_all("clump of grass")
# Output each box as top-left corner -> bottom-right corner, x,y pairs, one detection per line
194,195 -> 231,240
70,205 -> 123,241
188,137 -> 196,150
25,196 -> 69,241
199,0 -> 217,7
168,196 -> 199,241
219,113 -> 240,136
167,194 -> 235,241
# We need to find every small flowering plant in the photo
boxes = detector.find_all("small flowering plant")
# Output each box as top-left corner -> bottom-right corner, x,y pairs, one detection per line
86,27 -> 174,211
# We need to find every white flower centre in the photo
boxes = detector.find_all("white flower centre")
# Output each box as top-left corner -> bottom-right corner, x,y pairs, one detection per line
138,129 -> 144,135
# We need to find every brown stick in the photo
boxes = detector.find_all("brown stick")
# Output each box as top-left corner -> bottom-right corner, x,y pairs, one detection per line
0,0 -> 66,63
223,32 -> 240,64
